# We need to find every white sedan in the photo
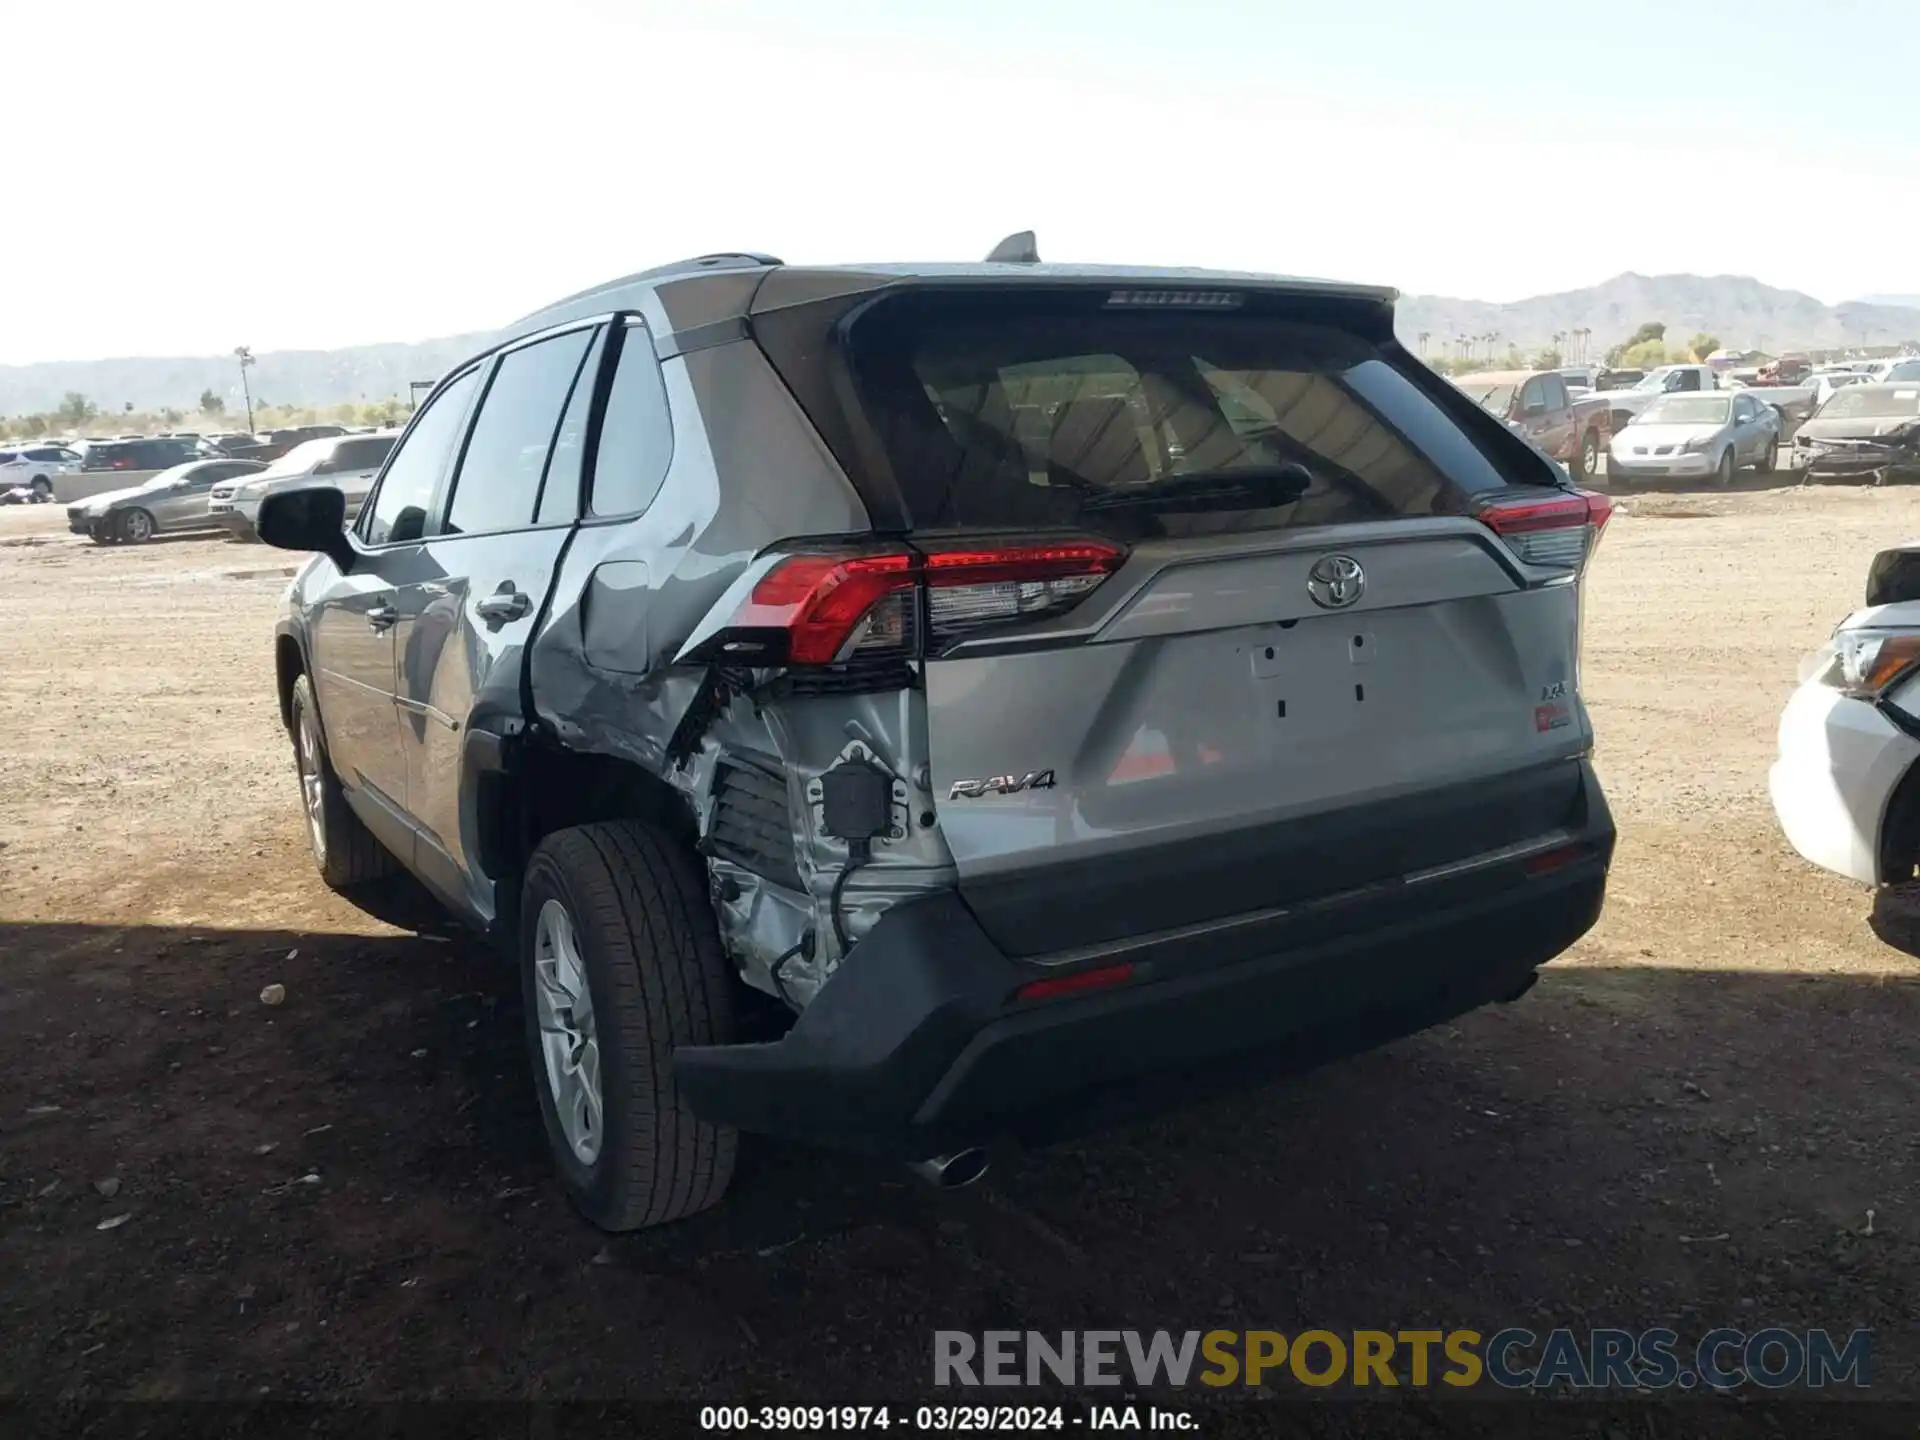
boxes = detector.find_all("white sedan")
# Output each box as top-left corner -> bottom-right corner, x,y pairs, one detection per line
1770,547 -> 1920,887
1607,392 -> 1780,483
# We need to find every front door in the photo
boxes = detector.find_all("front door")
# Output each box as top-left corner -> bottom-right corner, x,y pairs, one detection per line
395,323 -> 603,917
313,364 -> 484,841
307,553 -> 409,821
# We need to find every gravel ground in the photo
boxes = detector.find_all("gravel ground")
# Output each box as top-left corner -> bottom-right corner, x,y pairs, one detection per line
2,484 -> 1918,1414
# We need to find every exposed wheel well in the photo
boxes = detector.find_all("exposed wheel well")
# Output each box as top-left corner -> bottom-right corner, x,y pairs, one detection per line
480,743 -> 699,936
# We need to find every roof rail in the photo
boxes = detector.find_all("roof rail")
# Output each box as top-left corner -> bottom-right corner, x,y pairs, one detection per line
503,252 -> 785,331
985,230 -> 1040,264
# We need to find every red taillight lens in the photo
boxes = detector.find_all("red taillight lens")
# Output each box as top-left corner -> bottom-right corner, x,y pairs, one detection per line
701,538 -> 1127,668
738,552 -> 918,665
1013,961 -> 1135,1004
1478,489 -> 1613,573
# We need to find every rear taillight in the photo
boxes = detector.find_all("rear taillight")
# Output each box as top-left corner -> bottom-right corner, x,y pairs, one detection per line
686,538 -> 1126,667
924,542 -> 1124,643
1477,490 -> 1613,574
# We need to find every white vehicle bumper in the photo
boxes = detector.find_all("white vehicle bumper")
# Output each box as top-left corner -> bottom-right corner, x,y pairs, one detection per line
1768,682 -> 1920,884
1609,449 -> 1716,478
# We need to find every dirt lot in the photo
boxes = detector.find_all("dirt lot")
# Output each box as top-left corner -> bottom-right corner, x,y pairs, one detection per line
3,486 -> 1919,1409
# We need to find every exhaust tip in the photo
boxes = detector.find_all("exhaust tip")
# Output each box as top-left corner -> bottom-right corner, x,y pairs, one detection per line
909,1148 -> 990,1190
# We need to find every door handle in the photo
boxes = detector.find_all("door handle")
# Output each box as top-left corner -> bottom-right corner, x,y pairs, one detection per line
366,603 -> 399,632
475,583 -> 531,625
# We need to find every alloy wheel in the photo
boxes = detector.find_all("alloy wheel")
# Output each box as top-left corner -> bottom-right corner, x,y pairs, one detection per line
532,899 -> 603,1165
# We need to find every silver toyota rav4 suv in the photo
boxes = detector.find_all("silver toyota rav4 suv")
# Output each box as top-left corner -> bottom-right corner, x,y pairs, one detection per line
257,246 -> 1616,1231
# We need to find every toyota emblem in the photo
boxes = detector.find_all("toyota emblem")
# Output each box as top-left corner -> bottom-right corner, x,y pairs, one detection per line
1306,554 -> 1366,609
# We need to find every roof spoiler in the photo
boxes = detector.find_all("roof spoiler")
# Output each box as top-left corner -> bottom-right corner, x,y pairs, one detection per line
985,230 -> 1040,264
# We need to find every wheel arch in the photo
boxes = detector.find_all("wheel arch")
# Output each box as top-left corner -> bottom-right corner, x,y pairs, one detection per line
1876,750 -> 1920,885
274,625 -> 309,733
475,739 -> 700,938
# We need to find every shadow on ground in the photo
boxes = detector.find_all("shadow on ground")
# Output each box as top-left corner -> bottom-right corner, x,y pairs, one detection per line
2,912 -> 1917,1403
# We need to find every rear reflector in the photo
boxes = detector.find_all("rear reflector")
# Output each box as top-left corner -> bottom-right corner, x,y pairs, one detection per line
1014,961 -> 1135,1004
1477,490 -> 1613,574
1524,843 -> 1591,877
693,538 -> 1127,667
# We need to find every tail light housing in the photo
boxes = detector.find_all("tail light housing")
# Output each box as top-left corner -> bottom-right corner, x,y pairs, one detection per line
679,538 -> 1127,667
1477,489 -> 1613,576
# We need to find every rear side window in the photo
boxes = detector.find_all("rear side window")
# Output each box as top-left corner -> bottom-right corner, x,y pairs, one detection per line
832,291 -> 1521,539
362,367 -> 480,545
587,321 -> 673,517
332,437 -> 395,472
443,327 -> 596,536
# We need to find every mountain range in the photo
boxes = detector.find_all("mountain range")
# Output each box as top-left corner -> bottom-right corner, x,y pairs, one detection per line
1393,273 -> 1920,357
0,334 -> 491,420
4,271 -> 1918,416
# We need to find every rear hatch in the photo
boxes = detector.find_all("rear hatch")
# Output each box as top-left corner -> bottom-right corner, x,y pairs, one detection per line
742,278 -> 1609,958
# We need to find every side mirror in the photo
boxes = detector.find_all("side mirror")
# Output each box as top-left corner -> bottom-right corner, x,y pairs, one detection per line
258,486 -> 353,572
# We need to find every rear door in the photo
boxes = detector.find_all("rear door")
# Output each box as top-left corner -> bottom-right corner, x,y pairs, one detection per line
397,321 -> 605,915
797,286 -> 1604,956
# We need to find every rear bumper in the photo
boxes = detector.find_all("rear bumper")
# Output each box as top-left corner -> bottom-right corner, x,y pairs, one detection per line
675,762 -> 1614,1159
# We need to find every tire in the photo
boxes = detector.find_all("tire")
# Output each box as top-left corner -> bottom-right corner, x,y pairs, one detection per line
1755,437 -> 1778,474
520,820 -> 739,1231
1713,449 -> 1735,487
117,507 -> 156,544
30,476 -> 52,500
288,672 -> 396,888
1574,429 -> 1600,483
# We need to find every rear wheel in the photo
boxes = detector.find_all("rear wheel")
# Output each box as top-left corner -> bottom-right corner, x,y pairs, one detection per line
288,673 -> 396,888
117,507 -> 155,544
30,476 -> 52,500
1574,428 -> 1600,483
520,820 -> 739,1231
1755,437 -> 1778,474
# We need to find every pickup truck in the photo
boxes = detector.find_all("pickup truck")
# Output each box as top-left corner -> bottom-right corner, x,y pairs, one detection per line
1595,364 -> 1818,443
1452,367 -> 1612,480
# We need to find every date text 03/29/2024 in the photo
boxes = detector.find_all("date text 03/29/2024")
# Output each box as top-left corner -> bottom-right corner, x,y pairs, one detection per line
700,1407 -> 1189,1431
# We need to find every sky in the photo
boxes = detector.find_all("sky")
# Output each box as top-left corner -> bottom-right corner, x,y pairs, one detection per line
5,0 -> 1916,364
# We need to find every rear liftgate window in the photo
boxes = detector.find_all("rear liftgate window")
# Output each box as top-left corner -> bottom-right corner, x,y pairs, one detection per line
833,289 -> 1532,542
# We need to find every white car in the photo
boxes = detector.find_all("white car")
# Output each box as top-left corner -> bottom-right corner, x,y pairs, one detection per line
209,432 -> 397,539
1810,371 -> 1877,408
1771,544 -> 1920,887
1606,391 -> 1780,483
0,443 -> 84,500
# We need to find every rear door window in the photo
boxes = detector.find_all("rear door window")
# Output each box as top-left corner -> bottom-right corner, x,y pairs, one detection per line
828,292 -> 1525,540
535,326 -> 608,525
332,437 -> 396,472
442,327 -> 596,536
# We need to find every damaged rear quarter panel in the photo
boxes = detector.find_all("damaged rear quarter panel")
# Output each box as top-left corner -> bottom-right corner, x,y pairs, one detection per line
526,336 -> 954,1005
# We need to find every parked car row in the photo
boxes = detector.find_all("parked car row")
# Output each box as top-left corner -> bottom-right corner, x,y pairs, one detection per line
64,432 -> 398,543
1452,357 -> 1920,488
2,424 -> 398,506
